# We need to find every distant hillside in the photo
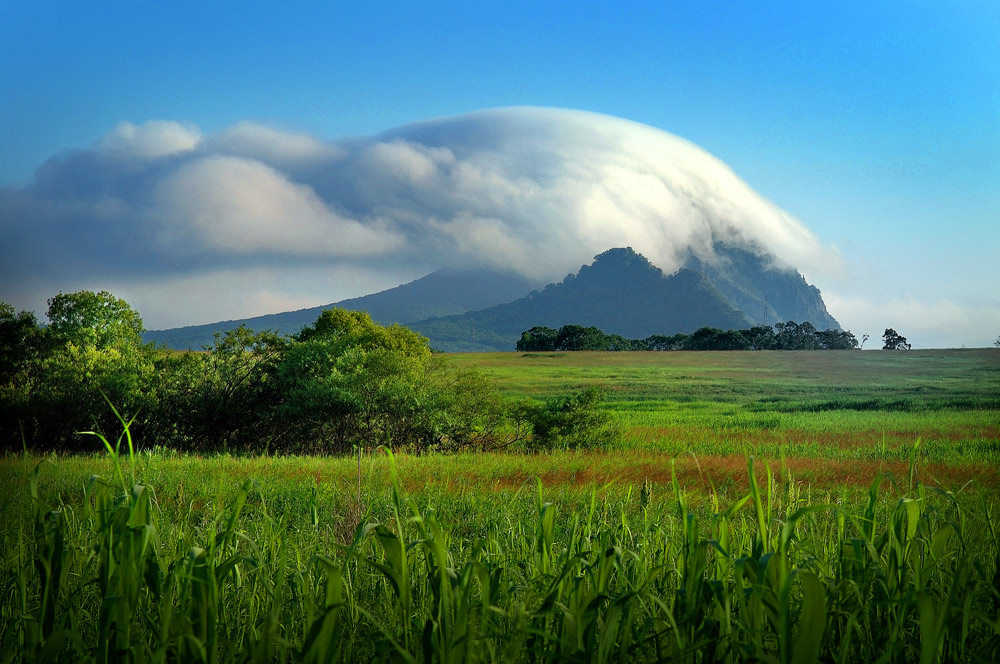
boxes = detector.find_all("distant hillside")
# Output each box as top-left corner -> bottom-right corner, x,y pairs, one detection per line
147,245 -> 841,352
681,243 -> 839,330
145,268 -> 541,349
410,248 -> 750,352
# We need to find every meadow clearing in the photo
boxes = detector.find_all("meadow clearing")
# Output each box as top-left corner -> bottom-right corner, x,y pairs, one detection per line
2,349 -> 998,662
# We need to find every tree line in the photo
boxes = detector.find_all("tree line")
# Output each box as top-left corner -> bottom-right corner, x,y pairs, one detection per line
517,321 -> 874,352
1,292 -> 617,454
517,323 -> 918,352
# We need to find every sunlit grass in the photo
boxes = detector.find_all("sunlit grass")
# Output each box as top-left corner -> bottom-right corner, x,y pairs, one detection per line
2,447 -> 997,662
2,348 -> 998,661
450,349 -> 1000,468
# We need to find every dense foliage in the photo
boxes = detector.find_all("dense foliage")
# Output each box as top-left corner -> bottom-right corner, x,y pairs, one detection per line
1,292 -> 612,453
515,385 -> 620,452
2,293 -> 159,451
882,328 -> 912,350
517,321 -> 860,351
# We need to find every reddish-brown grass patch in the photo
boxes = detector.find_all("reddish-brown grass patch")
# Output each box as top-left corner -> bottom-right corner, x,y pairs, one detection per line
388,451 -> 999,494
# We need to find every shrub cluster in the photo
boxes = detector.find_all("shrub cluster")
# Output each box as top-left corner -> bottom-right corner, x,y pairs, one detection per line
515,385 -> 620,452
517,320 -> 859,351
2,292 -> 615,454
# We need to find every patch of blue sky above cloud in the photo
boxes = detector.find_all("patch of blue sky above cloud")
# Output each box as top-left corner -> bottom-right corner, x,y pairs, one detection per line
1,1 -> 997,346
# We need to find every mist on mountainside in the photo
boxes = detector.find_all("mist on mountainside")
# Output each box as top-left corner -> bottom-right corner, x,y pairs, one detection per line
145,268 -> 541,349
681,242 -> 839,330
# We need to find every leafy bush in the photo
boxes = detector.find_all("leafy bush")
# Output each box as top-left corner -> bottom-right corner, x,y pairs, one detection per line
3,294 -> 541,454
2,292 -> 159,451
152,326 -> 288,451
519,386 -> 620,451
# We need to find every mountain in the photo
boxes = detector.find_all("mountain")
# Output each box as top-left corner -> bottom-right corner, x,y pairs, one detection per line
409,248 -> 751,352
147,246 -> 841,352
144,268 -> 541,349
681,243 -> 840,330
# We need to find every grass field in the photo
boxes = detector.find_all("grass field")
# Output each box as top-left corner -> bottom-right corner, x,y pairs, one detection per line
2,349 -> 998,662
450,349 -> 1000,487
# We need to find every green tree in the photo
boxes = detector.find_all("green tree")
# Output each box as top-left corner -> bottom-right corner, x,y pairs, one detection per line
554,325 -> 609,350
815,328 -> 858,350
416,361 -> 518,451
743,326 -> 776,350
774,321 -> 818,350
22,292 -> 158,450
685,327 -> 724,350
714,329 -> 750,350
46,290 -> 144,348
274,309 -> 435,452
684,327 -> 750,350
155,326 -> 288,451
277,308 -> 517,453
274,308 -> 519,507
643,333 -> 688,351
882,328 -> 911,350
603,333 -> 636,351
0,303 -> 44,384
0,303 -> 46,447
516,326 -> 559,351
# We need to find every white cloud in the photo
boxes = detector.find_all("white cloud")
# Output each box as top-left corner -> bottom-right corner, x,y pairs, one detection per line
823,291 -> 1000,348
19,105 -> 991,342
424,212 -> 543,276
98,120 -> 201,158
363,107 -> 839,281
150,155 -> 402,256
203,121 -> 343,168
359,140 -> 456,184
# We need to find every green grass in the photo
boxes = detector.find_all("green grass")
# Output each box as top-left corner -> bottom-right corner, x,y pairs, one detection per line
1,349 -> 998,661
450,349 -> 1000,467
450,348 -> 999,402
2,449 -> 998,662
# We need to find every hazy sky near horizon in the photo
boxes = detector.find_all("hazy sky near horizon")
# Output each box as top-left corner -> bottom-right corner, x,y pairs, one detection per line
2,1 -> 998,347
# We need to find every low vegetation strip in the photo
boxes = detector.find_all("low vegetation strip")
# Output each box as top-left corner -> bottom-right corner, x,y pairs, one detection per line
7,449 -> 997,518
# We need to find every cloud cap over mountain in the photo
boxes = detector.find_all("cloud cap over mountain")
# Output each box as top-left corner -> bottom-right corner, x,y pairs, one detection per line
1,107 -> 837,328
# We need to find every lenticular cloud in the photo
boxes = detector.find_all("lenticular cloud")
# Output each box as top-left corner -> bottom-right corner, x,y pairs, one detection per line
0,107 -> 836,326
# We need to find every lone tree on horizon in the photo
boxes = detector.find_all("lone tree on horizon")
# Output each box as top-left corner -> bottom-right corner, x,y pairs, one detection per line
882,328 -> 911,350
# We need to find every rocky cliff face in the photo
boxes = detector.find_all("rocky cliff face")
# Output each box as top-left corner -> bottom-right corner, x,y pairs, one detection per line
682,243 -> 840,330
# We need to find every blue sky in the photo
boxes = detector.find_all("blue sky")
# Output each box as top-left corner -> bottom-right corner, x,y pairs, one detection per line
2,1 -> 998,346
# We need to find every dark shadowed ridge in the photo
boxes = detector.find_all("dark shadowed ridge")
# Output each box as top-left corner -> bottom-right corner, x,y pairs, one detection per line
144,268 -> 542,349
409,248 -> 751,352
